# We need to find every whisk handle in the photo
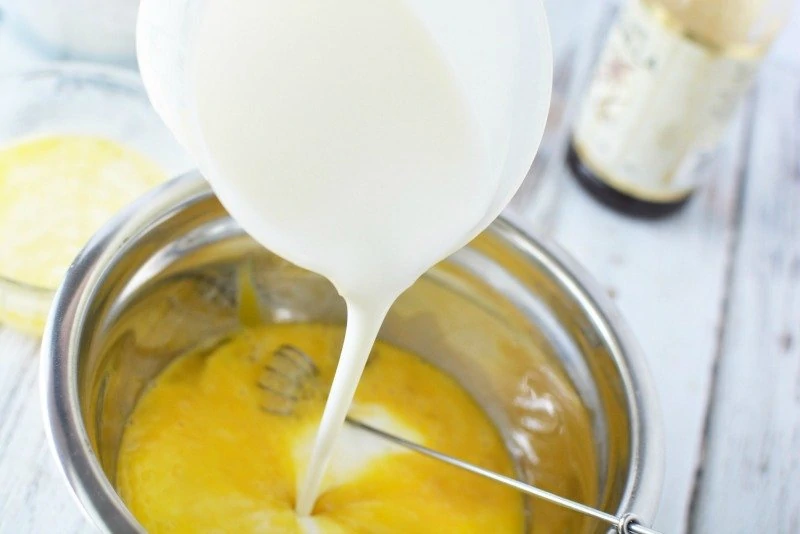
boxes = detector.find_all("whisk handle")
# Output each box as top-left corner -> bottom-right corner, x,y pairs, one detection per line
629,523 -> 661,534
617,513 -> 660,534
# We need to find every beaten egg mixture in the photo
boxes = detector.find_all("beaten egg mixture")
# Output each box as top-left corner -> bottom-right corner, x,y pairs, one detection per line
117,324 -> 525,533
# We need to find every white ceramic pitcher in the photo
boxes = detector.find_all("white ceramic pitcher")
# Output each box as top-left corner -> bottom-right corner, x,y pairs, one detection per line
137,0 -> 553,277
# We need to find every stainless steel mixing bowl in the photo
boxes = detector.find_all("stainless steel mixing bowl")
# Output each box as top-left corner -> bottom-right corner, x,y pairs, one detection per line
41,171 -> 663,533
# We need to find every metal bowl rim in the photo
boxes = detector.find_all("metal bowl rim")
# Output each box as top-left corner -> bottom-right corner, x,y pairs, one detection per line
40,171 -> 664,532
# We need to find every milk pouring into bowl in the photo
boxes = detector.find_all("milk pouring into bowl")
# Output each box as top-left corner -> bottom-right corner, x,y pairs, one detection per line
137,0 -> 553,517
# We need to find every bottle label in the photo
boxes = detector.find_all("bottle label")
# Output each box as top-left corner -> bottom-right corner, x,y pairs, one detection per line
573,0 -> 761,201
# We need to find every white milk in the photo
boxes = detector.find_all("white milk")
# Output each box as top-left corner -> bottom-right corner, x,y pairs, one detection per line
138,0 -> 552,517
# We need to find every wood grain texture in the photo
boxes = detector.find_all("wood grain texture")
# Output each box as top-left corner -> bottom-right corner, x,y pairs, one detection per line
0,329 -> 90,533
689,66 -> 800,534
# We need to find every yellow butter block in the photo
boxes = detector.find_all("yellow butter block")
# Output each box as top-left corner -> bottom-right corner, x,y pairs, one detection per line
0,135 -> 166,332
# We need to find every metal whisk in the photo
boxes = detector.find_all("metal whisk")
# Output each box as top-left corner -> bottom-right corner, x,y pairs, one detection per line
259,345 -> 662,534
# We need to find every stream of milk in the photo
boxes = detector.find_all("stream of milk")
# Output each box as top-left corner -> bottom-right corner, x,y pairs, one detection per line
139,0 -> 551,517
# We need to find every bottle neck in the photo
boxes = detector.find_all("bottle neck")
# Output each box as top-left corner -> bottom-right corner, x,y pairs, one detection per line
644,0 -> 789,56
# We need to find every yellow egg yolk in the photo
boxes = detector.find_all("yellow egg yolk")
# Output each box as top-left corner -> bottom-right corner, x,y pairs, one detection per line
117,324 -> 525,533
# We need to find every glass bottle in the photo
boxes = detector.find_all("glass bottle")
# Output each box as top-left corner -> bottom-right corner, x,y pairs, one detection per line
568,0 -> 793,218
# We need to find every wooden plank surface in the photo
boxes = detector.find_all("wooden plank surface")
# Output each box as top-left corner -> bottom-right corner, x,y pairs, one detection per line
689,65 -> 800,533
0,330 -> 90,533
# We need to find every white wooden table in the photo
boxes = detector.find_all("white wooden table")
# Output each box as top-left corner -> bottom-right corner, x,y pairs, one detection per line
0,2 -> 798,533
